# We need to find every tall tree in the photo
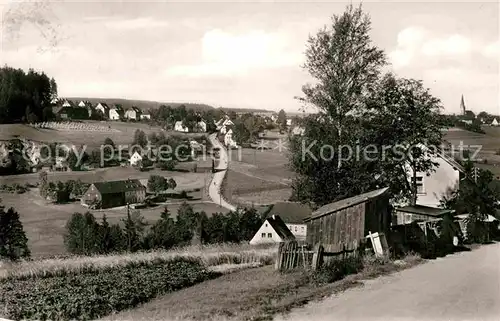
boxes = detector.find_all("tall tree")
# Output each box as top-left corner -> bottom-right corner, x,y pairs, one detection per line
363,73 -> 444,205
277,109 -> 287,129
289,5 -> 386,206
299,4 -> 386,145
0,206 -> 30,260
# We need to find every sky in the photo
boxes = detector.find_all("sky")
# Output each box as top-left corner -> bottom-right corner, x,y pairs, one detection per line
0,0 -> 499,115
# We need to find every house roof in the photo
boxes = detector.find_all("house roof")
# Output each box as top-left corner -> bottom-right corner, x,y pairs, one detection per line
437,151 -> 465,173
415,143 -> 465,173
92,179 -> 145,194
96,102 -> 109,109
396,205 -> 454,217
266,215 -> 296,241
306,187 -> 390,222
266,202 -> 312,224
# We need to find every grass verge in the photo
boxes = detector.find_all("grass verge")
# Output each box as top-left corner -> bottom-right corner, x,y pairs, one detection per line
103,253 -> 424,321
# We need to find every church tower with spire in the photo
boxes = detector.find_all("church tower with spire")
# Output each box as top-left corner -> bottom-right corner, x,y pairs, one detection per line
460,95 -> 466,115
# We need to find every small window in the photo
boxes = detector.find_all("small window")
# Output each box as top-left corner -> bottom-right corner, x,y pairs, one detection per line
294,226 -> 298,232
261,233 -> 266,238
301,226 -> 305,231
267,233 -> 272,238
265,224 -> 268,227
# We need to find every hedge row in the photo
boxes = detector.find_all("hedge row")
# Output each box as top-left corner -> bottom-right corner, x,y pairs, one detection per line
0,258 -> 220,320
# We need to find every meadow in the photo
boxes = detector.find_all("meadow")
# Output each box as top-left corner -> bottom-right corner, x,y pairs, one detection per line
0,186 -> 229,258
226,147 -> 293,205
0,121 -> 205,150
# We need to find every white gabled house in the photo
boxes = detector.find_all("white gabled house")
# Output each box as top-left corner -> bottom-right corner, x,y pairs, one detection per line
109,105 -> 123,120
404,148 -> 465,208
129,151 -> 143,166
62,100 -> 72,107
95,103 -> 109,116
286,118 -> 292,127
174,121 -> 189,133
492,118 -> 499,126
261,202 -> 312,242
224,129 -> 238,148
77,100 -> 86,108
249,215 -> 295,245
125,107 -> 141,120
140,113 -> 151,120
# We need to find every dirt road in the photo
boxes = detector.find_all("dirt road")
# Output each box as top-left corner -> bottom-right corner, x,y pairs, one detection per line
207,133 -> 237,211
276,243 -> 500,321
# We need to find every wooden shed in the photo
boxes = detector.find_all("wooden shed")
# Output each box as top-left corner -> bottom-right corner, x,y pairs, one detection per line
304,187 -> 391,248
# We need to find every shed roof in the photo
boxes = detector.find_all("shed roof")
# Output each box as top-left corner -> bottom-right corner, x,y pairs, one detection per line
306,187 -> 389,222
396,205 -> 454,217
266,202 -> 312,224
93,179 -> 145,194
267,215 -> 295,241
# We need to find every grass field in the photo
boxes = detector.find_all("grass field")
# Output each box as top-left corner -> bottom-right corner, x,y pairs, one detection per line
0,121 -> 205,150
1,187 -> 229,258
0,166 -> 209,188
443,126 -> 500,153
225,148 -> 293,205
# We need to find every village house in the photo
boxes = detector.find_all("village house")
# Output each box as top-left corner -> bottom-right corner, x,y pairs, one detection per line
251,202 -> 312,243
77,100 -> 87,108
57,106 -> 89,120
81,179 -> 146,209
124,106 -> 142,120
249,215 -> 296,245
406,149 -> 465,208
109,105 -> 124,120
62,100 -> 73,108
140,113 -> 151,120
291,126 -> 305,136
304,187 -> 391,249
196,120 -> 207,133
492,118 -> 499,126
129,151 -> 143,166
174,121 -> 189,132
286,119 -> 292,127
95,102 -> 110,117
224,128 -> 238,148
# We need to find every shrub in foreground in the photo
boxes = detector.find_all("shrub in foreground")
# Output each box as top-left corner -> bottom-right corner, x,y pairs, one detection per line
311,256 -> 364,284
0,258 -> 220,321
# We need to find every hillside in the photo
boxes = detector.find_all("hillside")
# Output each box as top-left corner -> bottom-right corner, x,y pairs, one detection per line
66,97 -> 215,112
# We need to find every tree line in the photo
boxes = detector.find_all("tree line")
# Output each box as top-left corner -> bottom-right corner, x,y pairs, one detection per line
64,203 -> 266,255
0,66 -> 57,123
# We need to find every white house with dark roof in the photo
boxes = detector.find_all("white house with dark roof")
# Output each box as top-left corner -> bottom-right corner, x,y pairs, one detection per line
109,105 -> 123,120
492,118 -> 499,126
174,121 -> 189,132
263,202 -> 312,241
125,107 -> 142,120
95,103 -> 109,116
405,148 -> 465,208
249,215 -> 295,245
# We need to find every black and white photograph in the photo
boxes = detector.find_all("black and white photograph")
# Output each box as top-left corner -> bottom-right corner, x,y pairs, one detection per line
0,0 -> 499,320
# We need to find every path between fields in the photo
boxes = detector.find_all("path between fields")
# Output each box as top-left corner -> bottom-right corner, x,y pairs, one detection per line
275,242 -> 500,321
207,133 -> 237,211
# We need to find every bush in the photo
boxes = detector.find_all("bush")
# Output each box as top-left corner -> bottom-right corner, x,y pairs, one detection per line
311,255 -> 364,284
0,259 -> 220,320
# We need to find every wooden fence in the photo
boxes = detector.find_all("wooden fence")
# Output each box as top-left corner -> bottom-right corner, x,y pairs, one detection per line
275,240 -> 362,271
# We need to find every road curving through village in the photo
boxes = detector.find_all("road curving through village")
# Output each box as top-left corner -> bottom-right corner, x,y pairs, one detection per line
207,133 -> 237,211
